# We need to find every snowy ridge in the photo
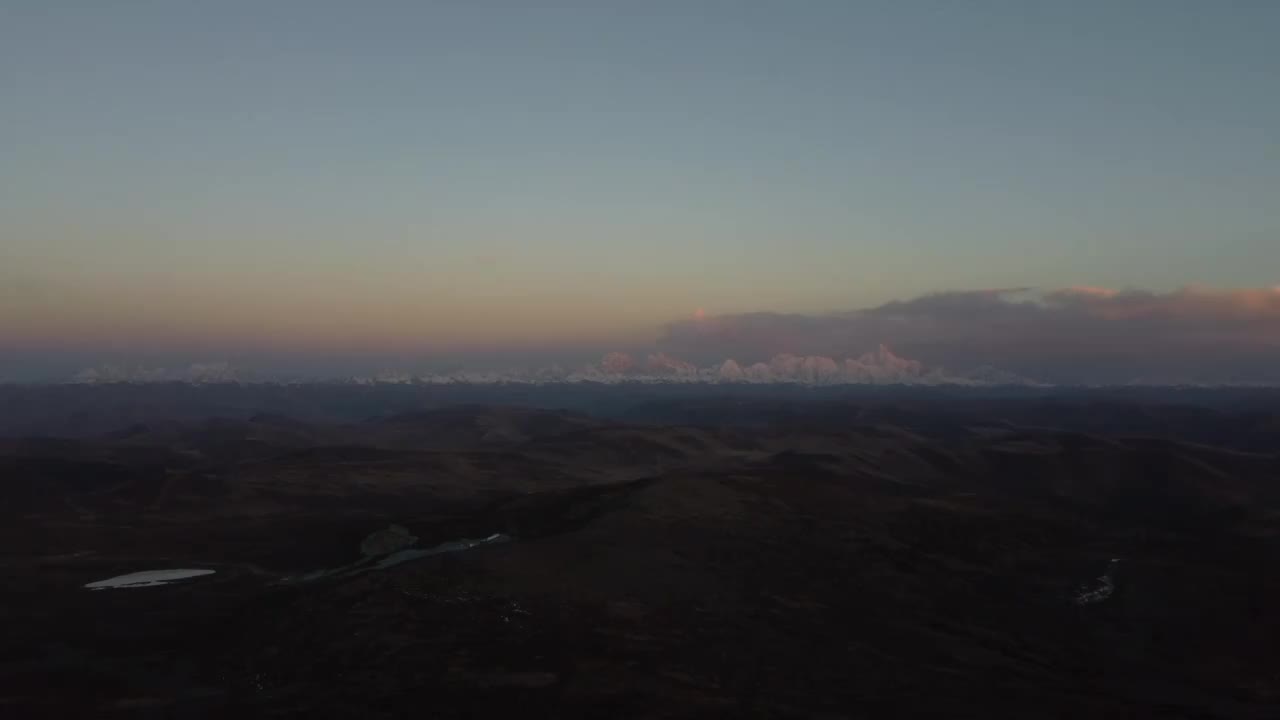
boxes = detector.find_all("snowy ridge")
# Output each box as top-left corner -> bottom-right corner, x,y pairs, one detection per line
347,346 -> 1046,387
72,362 -> 247,385
68,346 -> 1045,387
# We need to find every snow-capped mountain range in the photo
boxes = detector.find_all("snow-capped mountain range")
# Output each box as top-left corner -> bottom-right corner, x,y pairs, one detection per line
71,362 -> 249,385
67,346 -> 1046,387
348,347 -> 1045,386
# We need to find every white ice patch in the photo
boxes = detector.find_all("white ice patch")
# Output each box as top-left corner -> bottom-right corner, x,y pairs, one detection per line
1074,578 -> 1114,605
281,533 -> 510,584
374,533 -> 509,570
1074,558 -> 1121,606
85,569 -> 215,590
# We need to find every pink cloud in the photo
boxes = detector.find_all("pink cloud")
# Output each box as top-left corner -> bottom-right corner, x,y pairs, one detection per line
657,286 -> 1280,383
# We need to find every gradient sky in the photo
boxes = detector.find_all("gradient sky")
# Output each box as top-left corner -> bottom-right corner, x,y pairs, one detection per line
3,1 -> 1279,377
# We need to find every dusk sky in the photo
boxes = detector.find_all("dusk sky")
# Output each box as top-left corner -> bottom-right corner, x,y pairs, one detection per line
3,2 -> 1279,381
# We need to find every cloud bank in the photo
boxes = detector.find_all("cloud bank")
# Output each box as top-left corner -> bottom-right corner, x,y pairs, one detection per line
61,287 -> 1280,387
658,287 -> 1280,384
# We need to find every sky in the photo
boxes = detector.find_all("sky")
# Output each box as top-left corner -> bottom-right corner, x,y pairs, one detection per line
3,1 -> 1279,381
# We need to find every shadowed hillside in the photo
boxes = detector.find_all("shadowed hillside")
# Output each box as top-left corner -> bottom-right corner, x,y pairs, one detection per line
1,391 -> 1278,717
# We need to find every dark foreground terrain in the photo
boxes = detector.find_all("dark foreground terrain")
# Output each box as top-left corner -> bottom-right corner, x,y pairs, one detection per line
2,385 -> 1278,717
